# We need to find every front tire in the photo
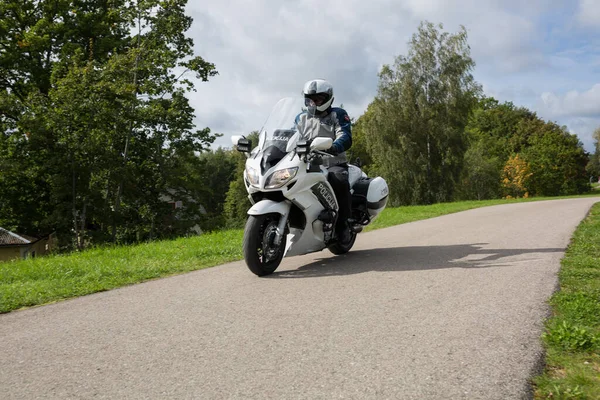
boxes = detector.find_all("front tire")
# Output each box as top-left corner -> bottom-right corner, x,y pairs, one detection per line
243,213 -> 287,276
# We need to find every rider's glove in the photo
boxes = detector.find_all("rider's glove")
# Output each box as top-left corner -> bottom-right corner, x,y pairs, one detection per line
325,145 -> 339,156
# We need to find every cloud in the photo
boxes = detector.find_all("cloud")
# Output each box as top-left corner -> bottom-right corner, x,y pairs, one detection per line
539,84 -> 600,119
202,109 -> 245,136
536,85 -> 600,151
399,0 -> 547,73
563,117 -> 600,151
577,0 -> 600,28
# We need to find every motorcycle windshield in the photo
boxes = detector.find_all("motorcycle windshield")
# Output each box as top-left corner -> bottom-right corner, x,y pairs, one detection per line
257,97 -> 314,154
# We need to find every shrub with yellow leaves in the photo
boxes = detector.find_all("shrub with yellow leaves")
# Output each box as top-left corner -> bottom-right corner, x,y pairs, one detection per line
501,154 -> 533,198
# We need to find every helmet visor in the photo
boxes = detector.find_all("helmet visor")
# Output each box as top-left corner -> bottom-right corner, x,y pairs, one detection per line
305,93 -> 329,106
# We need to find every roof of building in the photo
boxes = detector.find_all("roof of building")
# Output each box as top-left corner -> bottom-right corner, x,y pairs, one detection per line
0,227 -> 33,246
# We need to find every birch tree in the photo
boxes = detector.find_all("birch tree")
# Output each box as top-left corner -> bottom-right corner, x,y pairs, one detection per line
365,22 -> 481,205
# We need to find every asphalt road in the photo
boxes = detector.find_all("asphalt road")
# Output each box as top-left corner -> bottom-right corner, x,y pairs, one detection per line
1,198 -> 599,400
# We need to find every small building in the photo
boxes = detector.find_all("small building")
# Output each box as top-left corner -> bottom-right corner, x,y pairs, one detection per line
0,227 -> 55,262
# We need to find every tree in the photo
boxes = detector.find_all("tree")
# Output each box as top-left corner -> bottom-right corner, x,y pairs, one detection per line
457,141 -> 501,200
586,127 -> 600,181
463,96 -> 590,199
466,97 -> 538,161
168,148 -> 238,232
522,123 -> 589,196
0,0 -> 131,240
501,154 -> 532,198
0,0 -> 218,250
363,22 -> 481,205
347,105 -> 375,175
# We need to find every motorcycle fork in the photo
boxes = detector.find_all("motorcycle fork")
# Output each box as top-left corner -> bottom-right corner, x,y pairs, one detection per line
274,201 -> 292,246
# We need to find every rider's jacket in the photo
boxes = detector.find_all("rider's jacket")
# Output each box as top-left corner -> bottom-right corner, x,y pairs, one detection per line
295,107 -> 352,167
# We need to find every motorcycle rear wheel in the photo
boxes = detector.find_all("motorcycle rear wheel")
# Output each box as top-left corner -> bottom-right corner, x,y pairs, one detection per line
243,213 -> 287,276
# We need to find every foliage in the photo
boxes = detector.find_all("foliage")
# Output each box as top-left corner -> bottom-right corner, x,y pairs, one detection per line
501,154 -> 532,198
347,108 -> 374,174
522,123 -> 589,196
586,127 -> 600,181
0,0 -> 218,249
363,22 -> 481,206
456,141 -> 501,200
146,147 -> 238,238
464,98 -> 538,167
543,320 -> 598,351
465,97 -> 590,200
185,148 -> 238,231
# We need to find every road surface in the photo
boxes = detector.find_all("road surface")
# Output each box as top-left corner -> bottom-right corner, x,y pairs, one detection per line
1,198 -> 598,399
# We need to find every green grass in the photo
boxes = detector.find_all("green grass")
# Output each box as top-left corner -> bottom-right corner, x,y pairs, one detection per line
1,193 -> 599,314
533,202 -> 600,399
0,230 -> 244,313
367,193 -> 600,231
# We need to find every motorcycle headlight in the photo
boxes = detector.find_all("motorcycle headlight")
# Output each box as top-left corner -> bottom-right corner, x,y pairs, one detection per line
265,167 -> 298,189
245,166 -> 259,186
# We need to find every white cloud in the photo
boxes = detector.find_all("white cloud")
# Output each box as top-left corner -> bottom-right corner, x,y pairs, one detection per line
539,84 -> 600,118
577,0 -> 600,28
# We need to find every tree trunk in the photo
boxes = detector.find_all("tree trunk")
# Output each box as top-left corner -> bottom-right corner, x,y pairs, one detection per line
72,161 -> 79,250
79,201 -> 87,250
112,7 -> 141,243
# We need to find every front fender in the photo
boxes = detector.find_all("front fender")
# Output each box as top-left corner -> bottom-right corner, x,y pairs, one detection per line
247,199 -> 291,216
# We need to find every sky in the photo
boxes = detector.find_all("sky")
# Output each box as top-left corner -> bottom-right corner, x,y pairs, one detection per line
186,0 -> 600,152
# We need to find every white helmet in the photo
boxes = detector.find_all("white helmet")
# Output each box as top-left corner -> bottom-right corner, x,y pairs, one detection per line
303,79 -> 334,112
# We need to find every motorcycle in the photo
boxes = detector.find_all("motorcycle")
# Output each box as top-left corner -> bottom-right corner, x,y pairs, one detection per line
231,97 -> 389,276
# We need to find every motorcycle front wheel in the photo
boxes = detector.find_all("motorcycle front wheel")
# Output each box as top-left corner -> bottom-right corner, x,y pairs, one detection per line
243,213 -> 287,276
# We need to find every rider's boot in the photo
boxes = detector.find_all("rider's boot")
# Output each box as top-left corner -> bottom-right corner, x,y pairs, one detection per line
337,220 -> 352,244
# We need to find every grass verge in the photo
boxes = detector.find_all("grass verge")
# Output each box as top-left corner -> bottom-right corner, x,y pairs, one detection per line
1,194 -> 599,314
533,202 -> 600,399
0,230 -> 244,313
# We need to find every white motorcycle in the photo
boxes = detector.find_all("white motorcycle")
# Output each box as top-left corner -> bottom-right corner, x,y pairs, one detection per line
232,97 -> 389,276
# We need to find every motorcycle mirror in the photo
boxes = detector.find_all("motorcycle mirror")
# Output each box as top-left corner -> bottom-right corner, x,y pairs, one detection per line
236,138 -> 251,153
297,139 -> 310,155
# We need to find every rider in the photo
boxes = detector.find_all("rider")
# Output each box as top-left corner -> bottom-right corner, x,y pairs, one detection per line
295,79 -> 353,243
